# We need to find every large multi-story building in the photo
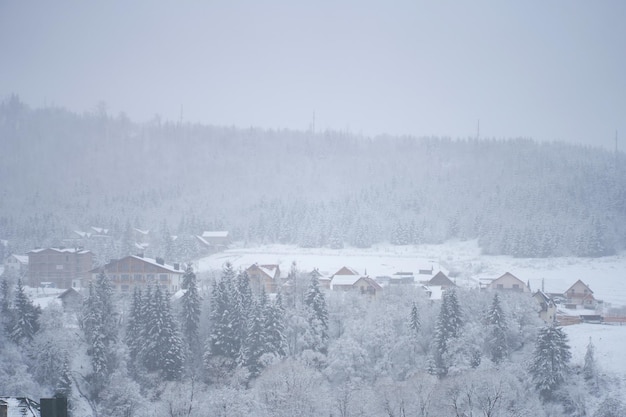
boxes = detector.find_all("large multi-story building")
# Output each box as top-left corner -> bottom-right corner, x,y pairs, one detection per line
92,255 -> 184,293
27,248 -> 94,289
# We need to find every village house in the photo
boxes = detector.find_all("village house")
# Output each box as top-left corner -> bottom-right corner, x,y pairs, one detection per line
3,254 -> 28,276
533,290 -> 557,323
92,255 -> 184,293
57,287 -> 83,311
27,247 -> 94,289
426,271 -> 456,289
330,274 -> 383,296
245,263 -> 281,293
563,279 -> 597,309
488,272 -> 530,292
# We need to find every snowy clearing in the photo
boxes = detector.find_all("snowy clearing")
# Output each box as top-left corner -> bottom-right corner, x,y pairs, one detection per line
197,240 -> 626,308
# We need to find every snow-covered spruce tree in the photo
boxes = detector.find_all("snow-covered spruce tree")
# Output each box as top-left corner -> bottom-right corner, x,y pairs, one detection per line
528,323 -> 572,401
1,278 -> 14,337
304,271 -> 329,355
143,285 -> 184,380
125,286 -> 145,373
55,358 -> 72,398
244,296 -> 265,379
234,271 -> 254,364
408,301 -> 421,341
583,337 -> 598,388
9,277 -> 41,344
82,271 -> 118,386
429,289 -> 462,377
264,290 -> 287,358
180,264 -> 201,357
205,262 -> 243,369
485,292 -> 508,364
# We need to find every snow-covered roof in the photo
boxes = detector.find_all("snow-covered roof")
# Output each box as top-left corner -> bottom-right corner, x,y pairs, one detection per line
74,230 -> 91,238
28,247 -> 91,255
202,231 -> 229,238
91,226 -> 109,234
9,254 -> 28,264
0,397 -> 40,417
332,266 -> 360,276
330,275 -> 362,287
134,228 -> 150,235
128,255 -> 183,273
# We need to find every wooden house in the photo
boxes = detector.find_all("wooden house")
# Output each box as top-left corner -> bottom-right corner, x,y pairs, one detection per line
246,263 -> 281,294
564,279 -> 596,309
489,272 -> 530,292
330,275 -> 383,296
92,255 -> 184,293
57,287 -> 83,311
27,248 -> 94,289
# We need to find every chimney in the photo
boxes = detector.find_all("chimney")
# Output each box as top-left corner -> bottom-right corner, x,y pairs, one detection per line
156,257 -> 164,265
174,263 -> 180,270
40,397 -> 68,417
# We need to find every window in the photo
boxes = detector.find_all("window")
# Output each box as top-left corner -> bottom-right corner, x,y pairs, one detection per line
512,284 -> 519,289
121,274 -> 130,282
159,274 -> 168,282
134,274 -> 142,281
147,274 -> 155,281
497,284 -> 503,289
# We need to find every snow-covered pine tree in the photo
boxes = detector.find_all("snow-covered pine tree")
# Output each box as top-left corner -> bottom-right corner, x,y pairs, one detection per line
408,301 -> 421,340
180,264 -> 201,355
485,292 -> 508,364
55,358 -> 72,398
1,278 -> 13,334
125,287 -> 144,365
206,262 -> 241,366
529,323 -> 572,401
264,290 -> 287,357
143,285 -> 184,380
429,289 -> 462,377
583,337 -> 597,383
244,296 -> 266,379
9,277 -> 41,344
160,289 -> 185,381
304,272 -> 329,355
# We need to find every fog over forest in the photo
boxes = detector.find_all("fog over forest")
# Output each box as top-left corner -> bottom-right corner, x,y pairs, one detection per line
1,95 -> 625,264
3,96 -> 626,417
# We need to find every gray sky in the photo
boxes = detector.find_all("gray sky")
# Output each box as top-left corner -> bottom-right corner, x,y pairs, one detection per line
1,1 -> 624,148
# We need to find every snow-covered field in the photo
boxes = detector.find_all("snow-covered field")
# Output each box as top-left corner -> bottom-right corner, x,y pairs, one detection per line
197,240 -> 626,308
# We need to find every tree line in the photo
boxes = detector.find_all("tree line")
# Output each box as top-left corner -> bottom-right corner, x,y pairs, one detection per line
1,265 -> 622,416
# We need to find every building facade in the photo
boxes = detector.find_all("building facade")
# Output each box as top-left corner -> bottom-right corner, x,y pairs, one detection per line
93,255 -> 184,293
27,248 -> 94,289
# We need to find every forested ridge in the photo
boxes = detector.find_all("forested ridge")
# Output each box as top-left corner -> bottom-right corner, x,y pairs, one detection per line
1,95 -> 625,260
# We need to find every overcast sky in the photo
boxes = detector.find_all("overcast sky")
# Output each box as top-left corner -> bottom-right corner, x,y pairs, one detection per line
1,1 -> 624,148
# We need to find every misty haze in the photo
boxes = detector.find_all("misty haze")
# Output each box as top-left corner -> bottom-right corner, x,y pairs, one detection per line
1,2 -> 626,417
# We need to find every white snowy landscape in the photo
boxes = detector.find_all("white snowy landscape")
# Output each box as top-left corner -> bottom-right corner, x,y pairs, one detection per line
2,1 -> 626,415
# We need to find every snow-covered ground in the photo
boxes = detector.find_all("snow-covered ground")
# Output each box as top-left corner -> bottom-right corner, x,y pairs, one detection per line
197,240 -> 626,308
